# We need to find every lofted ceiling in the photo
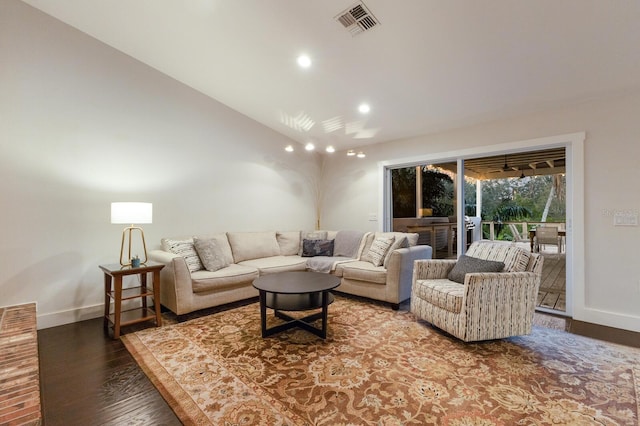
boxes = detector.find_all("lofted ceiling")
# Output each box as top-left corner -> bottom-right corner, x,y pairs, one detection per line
20,0 -> 640,154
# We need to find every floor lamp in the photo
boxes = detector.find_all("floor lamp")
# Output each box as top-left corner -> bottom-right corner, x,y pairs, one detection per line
111,202 -> 152,266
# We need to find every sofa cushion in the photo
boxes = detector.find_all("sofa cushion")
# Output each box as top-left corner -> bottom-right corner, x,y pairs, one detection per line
298,230 -> 328,255
164,238 -> 203,273
363,236 -> 394,266
191,264 -> 259,293
447,255 -> 505,284
414,279 -> 464,313
333,230 -> 365,257
227,231 -> 280,263
193,237 -> 229,272
302,239 -> 334,257
339,261 -> 387,284
277,231 -> 301,256
466,242 -> 530,272
238,256 -> 307,275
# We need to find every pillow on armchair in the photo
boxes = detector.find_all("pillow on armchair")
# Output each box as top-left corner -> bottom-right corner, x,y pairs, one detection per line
447,255 -> 505,284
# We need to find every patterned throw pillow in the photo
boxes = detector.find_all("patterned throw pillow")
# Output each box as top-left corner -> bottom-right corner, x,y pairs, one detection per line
447,255 -> 505,284
165,239 -> 203,273
193,237 -> 229,272
383,236 -> 409,268
301,239 -> 334,257
364,237 -> 394,267
298,231 -> 328,255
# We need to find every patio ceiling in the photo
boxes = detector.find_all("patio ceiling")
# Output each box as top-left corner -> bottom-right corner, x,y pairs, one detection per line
437,147 -> 566,180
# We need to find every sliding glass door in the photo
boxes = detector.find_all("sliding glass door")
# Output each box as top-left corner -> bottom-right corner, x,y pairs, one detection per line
386,145 -> 570,315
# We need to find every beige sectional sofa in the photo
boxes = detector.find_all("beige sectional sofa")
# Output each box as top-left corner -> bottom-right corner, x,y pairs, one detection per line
148,230 -> 432,316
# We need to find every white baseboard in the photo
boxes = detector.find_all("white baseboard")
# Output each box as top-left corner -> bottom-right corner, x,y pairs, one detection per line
575,306 -> 640,333
37,303 -> 104,330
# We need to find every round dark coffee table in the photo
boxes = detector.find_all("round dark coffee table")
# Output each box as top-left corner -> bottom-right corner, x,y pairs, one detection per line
252,271 -> 340,339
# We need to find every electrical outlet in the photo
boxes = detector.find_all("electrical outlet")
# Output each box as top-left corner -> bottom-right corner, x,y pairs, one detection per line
368,213 -> 377,221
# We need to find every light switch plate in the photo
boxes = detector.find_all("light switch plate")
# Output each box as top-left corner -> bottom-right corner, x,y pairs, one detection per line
368,213 -> 377,221
613,212 -> 638,226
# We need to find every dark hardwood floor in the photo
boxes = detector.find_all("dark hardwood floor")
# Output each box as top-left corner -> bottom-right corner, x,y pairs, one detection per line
38,318 -> 181,425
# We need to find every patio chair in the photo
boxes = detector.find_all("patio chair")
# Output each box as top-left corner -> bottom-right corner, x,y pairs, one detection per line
535,226 -> 562,255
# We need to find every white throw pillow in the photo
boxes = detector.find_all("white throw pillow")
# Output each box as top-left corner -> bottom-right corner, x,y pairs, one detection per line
165,238 -> 203,273
363,236 -> 394,267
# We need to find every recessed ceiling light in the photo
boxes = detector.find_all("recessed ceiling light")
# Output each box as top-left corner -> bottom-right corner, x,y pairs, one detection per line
285,145 -> 294,152
297,55 -> 311,68
305,142 -> 315,151
358,103 -> 370,114
357,151 -> 366,158
325,146 -> 335,153
347,150 -> 356,156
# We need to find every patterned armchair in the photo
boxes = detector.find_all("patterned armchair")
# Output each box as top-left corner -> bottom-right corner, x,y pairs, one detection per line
410,241 -> 544,342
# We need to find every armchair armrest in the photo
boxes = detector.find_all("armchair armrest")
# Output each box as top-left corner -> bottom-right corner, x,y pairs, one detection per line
412,259 -> 457,281
464,271 -> 540,295
461,271 -> 541,341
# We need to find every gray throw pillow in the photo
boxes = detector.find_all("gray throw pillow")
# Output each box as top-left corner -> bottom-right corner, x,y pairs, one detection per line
194,237 -> 229,272
298,231 -> 328,256
302,239 -> 334,257
448,255 -> 505,284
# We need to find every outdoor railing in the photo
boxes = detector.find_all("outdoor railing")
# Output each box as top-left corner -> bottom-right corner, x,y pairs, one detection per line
480,221 -> 566,241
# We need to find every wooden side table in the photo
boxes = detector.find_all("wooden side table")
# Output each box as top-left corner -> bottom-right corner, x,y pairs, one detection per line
99,261 -> 165,339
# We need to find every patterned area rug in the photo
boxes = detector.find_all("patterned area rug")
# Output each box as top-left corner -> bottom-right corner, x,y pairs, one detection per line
123,296 -> 640,425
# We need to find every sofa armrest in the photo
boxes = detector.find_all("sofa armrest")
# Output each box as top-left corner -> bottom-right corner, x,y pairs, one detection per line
148,249 -> 181,264
148,249 -> 192,314
386,245 -> 433,304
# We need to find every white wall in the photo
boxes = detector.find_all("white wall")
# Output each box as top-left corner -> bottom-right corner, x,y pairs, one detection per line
324,92 -> 640,332
0,1 -> 320,328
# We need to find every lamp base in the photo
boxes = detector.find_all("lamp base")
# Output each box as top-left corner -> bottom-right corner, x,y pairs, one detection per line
120,226 -> 148,266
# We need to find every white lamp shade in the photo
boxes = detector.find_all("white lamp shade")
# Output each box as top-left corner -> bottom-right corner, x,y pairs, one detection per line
111,202 -> 152,224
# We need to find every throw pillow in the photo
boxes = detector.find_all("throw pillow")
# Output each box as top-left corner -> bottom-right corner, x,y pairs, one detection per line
447,255 -> 505,284
302,239 -> 334,257
298,230 -> 328,255
165,238 -> 203,273
364,236 -> 394,267
383,236 -> 409,268
193,237 -> 229,272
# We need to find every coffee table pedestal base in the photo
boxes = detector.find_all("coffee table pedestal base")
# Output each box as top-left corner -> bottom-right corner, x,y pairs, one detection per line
258,290 -> 334,339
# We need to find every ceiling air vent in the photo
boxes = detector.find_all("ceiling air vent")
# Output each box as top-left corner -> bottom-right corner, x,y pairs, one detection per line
335,2 -> 380,37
